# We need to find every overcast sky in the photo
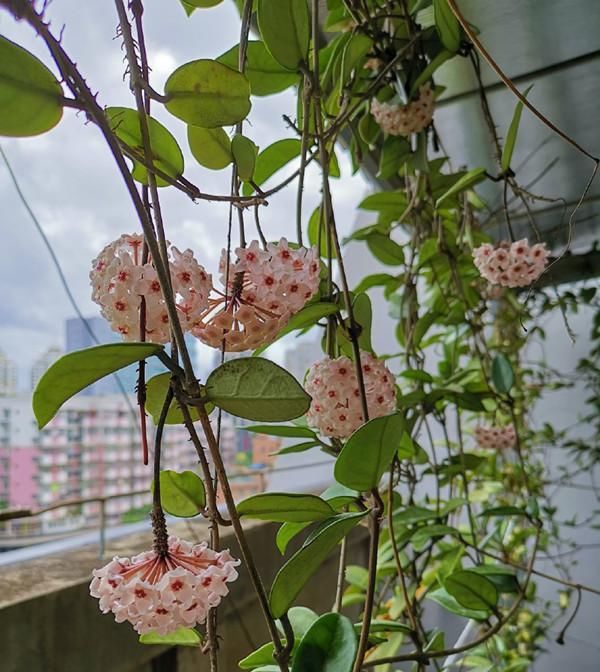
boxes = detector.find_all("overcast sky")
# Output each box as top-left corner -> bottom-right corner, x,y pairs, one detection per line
0,0 -> 371,388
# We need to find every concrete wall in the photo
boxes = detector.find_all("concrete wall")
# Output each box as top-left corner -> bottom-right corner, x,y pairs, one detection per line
0,519 -> 368,672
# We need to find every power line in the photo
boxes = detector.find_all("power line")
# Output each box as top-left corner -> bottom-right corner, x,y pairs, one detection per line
0,145 -> 138,418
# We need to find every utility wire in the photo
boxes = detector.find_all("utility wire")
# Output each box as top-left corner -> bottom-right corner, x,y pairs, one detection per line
0,145 -> 138,419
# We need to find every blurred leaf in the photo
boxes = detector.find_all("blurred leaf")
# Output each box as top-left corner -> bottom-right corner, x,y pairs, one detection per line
140,627 -> 201,646
367,233 -> 405,266
243,424 -> 317,438
501,85 -> 533,171
445,569 -> 498,611
491,354 -> 514,394
435,167 -> 486,207
433,0 -> 461,52
237,493 -> 336,522
426,587 -> 489,620
232,133 -> 258,181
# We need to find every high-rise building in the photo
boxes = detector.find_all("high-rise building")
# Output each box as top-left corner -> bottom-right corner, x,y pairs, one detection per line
283,338 -> 323,383
30,346 -> 62,390
0,349 -> 18,397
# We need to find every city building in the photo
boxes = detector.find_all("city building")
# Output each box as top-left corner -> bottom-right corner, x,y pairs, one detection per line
30,346 -> 62,390
0,349 -> 18,397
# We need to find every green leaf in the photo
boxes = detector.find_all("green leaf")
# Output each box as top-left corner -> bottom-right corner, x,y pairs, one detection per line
335,414 -> 405,492
243,424 -> 317,438
164,59 -> 251,128
145,372 -> 207,425
237,493 -> 336,522
411,524 -> 458,550
232,133 -> 258,181
445,570 -> 498,611
469,566 -> 520,594
491,354 -> 514,394
218,41 -> 299,96
435,167 -> 486,207
501,85 -> 533,172
285,606 -> 320,638
410,50 -> 453,96
139,627 -> 201,646
366,233 -> 405,266
353,293 -> 373,352
33,343 -> 163,429
205,357 -> 310,421
239,642 -> 280,669
276,521 -> 310,554
427,587 -> 489,620
359,191 -> 408,214
106,107 -> 184,187
377,136 -> 411,180
187,125 -> 233,169
243,138 -> 301,195
0,36 -> 63,137
479,506 -> 527,518
433,0 -> 461,52
269,511 -> 367,617
253,302 -> 338,355
354,273 -> 401,296
257,0 -> 310,71
291,613 -> 357,672
157,470 -> 206,517
274,441 -> 320,455
308,206 -> 337,259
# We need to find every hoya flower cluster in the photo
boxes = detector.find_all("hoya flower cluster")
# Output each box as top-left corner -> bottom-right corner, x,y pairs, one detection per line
474,424 -> 516,450
193,239 -> 320,352
90,234 -> 211,343
473,239 -> 549,288
370,83 -> 434,136
89,537 -> 239,635
305,351 -> 397,439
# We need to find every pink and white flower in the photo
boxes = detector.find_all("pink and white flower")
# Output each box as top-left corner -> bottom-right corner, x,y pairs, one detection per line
474,424 -> 516,450
193,238 -> 320,352
305,351 -> 397,439
89,536 -> 239,636
371,83 -> 434,136
473,239 -> 549,288
90,234 -> 212,343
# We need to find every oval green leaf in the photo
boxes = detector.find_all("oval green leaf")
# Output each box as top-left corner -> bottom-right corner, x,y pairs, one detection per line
243,138 -> 302,195
257,0 -> 310,71
218,41 -> 299,96
188,125 -> 233,169
491,353 -> 514,394
445,569 -> 499,611
146,372 -> 210,425
158,469 -> 206,517
269,510 -> 367,617
237,493 -> 336,522
232,133 -> 258,181
334,414 -> 405,492
106,107 -> 184,187
33,343 -> 163,429
0,36 -> 63,137
139,627 -> 201,646
291,613 -> 358,672
164,59 -> 251,128
205,357 -> 311,421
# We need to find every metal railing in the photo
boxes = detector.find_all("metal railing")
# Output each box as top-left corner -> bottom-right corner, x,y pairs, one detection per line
0,460 -> 331,556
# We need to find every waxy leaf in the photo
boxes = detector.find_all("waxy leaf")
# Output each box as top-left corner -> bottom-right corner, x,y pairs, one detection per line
427,587 -> 489,620
435,167 -> 486,207
243,138 -> 301,195
164,59 -> 251,128
366,233 -> 405,266
243,424 -> 317,439
140,627 -> 201,646
0,36 -> 63,137
187,125 -> 232,169
445,569 -> 498,611
33,343 -> 163,429
257,0 -> 310,71
237,493 -> 336,522
433,0 -> 461,52
335,414 -> 405,492
269,510 -> 367,617
276,521 -> 310,554
218,41 -> 299,96
157,470 -> 206,517
491,354 -> 514,394
205,357 -> 310,421
145,373 -> 202,425
291,613 -> 357,672
106,107 -> 184,187
239,642 -> 280,669
232,133 -> 258,181
501,85 -> 534,172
